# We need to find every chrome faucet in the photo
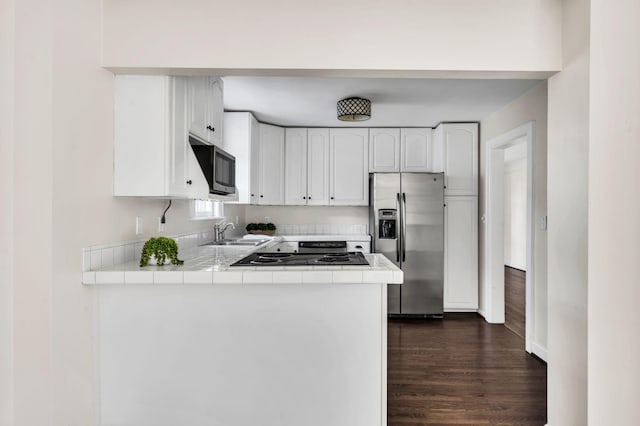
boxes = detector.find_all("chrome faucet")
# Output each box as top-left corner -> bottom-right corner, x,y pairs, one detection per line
214,222 -> 236,242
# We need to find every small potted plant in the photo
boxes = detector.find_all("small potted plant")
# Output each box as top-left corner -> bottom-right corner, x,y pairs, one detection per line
139,237 -> 184,267
245,222 -> 276,236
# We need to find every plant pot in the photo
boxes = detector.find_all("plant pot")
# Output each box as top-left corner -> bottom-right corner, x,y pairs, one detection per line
248,230 -> 275,236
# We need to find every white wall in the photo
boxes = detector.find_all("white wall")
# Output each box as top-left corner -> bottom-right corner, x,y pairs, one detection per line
588,0 -> 640,423
244,206 -> 368,227
547,0 -> 590,423
480,81 -> 548,351
101,0 -> 561,76
5,0 -> 241,424
503,157 -> 527,270
0,0 -> 15,423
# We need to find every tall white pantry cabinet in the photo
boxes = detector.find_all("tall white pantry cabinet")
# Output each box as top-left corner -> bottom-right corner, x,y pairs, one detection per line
437,123 -> 479,311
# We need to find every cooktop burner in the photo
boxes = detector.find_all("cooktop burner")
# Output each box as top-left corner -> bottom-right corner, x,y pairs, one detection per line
231,252 -> 369,267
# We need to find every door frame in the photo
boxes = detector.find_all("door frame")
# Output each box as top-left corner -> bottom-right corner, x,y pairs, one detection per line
484,121 -> 535,353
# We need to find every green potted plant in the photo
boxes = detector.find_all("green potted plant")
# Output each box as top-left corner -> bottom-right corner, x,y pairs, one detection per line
139,236 -> 184,267
245,222 -> 276,236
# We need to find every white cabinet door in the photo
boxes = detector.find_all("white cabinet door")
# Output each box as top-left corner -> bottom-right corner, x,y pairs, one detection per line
206,77 -> 224,146
249,115 -> 261,204
440,123 -> 478,196
188,77 -> 209,142
401,128 -> 432,172
307,128 -> 330,206
258,123 -> 285,205
223,112 -> 259,204
284,128 -> 308,205
330,128 -> 369,206
369,128 -> 400,172
444,196 -> 478,310
168,77 -> 190,196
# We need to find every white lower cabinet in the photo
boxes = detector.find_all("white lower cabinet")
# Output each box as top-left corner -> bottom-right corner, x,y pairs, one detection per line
329,128 -> 369,206
257,123 -> 285,205
444,196 -> 478,310
114,75 -> 209,198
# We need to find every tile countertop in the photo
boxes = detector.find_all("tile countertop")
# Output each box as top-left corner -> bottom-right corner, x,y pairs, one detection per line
82,241 -> 402,285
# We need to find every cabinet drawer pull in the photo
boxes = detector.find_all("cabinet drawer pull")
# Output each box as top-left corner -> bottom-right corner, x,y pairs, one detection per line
186,180 -> 192,185
260,195 -> 264,198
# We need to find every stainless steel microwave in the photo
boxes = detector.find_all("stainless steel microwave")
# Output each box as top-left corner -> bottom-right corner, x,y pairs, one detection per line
189,134 -> 236,195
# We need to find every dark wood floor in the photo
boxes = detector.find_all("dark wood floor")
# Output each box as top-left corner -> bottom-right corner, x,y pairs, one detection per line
505,266 -> 526,339
388,313 -> 547,426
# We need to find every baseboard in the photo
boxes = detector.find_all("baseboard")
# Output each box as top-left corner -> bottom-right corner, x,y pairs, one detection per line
477,309 -> 488,320
444,308 -> 478,313
532,341 -> 548,362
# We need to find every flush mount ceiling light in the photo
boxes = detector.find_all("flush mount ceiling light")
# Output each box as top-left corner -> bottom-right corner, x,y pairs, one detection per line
337,97 -> 371,121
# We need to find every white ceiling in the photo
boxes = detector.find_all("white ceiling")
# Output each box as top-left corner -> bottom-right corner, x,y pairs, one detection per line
222,76 -> 542,127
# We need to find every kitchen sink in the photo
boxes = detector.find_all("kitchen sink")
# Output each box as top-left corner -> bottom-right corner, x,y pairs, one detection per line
203,239 -> 270,247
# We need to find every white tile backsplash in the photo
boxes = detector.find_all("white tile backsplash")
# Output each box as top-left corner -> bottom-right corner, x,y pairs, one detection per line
101,247 -> 114,267
275,223 -> 368,236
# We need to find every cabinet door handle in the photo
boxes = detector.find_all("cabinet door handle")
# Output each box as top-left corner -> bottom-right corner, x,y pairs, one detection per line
308,196 -> 311,200
251,194 -> 254,197
303,196 -> 306,200
330,196 -> 334,200
206,125 -> 215,132
186,180 -> 192,185
260,195 -> 264,198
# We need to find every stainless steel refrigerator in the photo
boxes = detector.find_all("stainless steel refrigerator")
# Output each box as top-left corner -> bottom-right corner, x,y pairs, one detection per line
369,173 -> 444,317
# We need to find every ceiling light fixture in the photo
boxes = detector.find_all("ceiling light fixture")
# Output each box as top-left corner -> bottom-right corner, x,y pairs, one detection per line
337,97 -> 371,121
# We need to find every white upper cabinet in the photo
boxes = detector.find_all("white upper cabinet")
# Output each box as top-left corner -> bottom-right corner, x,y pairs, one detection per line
307,128 -> 330,206
258,123 -> 285,205
223,112 -> 259,204
284,128 -> 308,205
401,128 -> 433,172
114,75 -> 209,199
369,127 -> 434,172
438,123 -> 478,196
188,76 -> 223,145
444,196 -> 479,310
283,128 -> 330,206
330,128 -> 369,206
369,128 -> 400,172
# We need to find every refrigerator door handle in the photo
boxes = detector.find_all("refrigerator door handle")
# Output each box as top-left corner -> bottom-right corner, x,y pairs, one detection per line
396,192 -> 401,262
402,192 -> 407,262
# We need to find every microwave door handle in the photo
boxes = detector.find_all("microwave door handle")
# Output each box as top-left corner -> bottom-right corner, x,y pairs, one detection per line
396,193 -> 401,262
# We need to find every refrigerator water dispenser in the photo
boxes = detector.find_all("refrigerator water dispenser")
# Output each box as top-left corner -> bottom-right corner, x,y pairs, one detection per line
378,209 -> 397,239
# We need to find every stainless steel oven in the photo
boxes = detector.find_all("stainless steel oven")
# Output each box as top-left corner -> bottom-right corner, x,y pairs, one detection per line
298,241 -> 348,253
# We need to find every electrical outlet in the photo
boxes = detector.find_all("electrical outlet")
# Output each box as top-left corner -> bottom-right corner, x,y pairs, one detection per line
158,217 -> 165,232
235,215 -> 239,225
135,216 -> 143,235
540,216 -> 548,230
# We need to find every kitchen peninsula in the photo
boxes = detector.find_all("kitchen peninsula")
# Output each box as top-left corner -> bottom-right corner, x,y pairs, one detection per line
84,241 -> 402,426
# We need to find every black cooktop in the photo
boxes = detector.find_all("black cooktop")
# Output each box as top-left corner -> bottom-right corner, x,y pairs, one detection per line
230,252 -> 369,267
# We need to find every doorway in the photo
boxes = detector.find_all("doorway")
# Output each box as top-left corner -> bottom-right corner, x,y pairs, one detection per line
484,122 -> 535,353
